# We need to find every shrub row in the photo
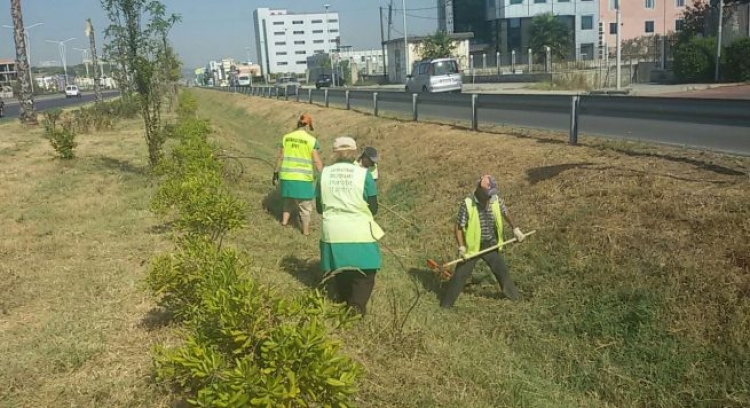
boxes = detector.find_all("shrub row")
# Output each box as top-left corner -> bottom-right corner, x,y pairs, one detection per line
673,36 -> 750,83
147,90 -> 362,408
42,98 -> 141,159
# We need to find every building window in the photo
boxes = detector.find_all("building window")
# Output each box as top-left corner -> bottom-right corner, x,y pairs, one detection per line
272,21 -> 283,25
559,0 -> 570,2
274,41 -> 286,46
645,0 -> 654,9
314,50 -> 324,54
510,0 -> 522,4
313,39 -> 324,44
330,29 -> 339,33
581,15 -> 593,30
292,20 -> 303,24
313,29 -> 324,34
311,19 -> 323,23
297,61 -> 306,65
294,40 -> 305,45
276,51 -> 287,56
274,31 -> 284,35
278,62 -> 288,66
609,22 -> 618,34
645,20 -> 655,32
675,19 -> 685,31
293,30 -> 304,35
295,50 -> 306,54
608,0 -> 619,9
328,19 -> 338,23
535,0 -> 546,3
676,0 -> 685,6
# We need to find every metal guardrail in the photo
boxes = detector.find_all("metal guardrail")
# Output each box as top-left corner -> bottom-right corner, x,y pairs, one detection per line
214,85 -> 750,155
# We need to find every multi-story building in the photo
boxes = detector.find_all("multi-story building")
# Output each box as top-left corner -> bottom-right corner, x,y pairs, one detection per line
438,0 -> 494,46
599,0 -> 686,45
485,0 -> 601,60
253,7 -> 340,77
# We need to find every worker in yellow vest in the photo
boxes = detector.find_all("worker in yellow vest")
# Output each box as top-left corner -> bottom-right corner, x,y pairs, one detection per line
440,174 -> 528,307
316,136 -> 383,315
356,146 -> 379,182
273,113 -> 324,236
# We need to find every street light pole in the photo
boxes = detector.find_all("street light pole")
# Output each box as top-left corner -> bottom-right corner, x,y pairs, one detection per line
715,0 -> 724,81
46,38 -> 75,86
3,22 -> 42,93
402,0 -> 409,82
615,3 -> 622,90
324,4 -> 335,86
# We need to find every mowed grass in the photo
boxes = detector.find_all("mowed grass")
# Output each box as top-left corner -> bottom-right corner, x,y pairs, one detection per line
0,118 -> 171,407
196,89 -> 750,408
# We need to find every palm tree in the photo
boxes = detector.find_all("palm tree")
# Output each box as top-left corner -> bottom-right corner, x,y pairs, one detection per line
530,13 -> 572,62
10,0 -> 36,124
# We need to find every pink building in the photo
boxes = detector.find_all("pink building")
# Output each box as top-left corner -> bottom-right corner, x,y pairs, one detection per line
599,0 -> 689,44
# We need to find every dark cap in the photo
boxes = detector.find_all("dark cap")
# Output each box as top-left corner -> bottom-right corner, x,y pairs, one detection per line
362,146 -> 379,163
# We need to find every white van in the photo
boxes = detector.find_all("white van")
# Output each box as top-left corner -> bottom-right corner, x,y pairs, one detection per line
405,58 -> 462,94
65,85 -> 82,98
237,75 -> 251,86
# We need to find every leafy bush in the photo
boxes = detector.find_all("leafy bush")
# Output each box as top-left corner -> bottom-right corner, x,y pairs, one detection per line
43,110 -> 77,159
147,93 -> 362,407
724,38 -> 750,82
673,36 -> 716,83
176,89 -> 199,121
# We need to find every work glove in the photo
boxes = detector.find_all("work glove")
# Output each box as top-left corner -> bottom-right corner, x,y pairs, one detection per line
272,172 -> 279,186
513,227 -> 526,243
457,246 -> 467,259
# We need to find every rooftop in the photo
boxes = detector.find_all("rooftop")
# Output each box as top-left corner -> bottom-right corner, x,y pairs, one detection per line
382,32 -> 474,45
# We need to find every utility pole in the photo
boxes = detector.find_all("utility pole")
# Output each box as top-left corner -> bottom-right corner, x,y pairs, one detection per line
715,0 -> 724,82
379,7 -> 387,78
616,3 -> 622,90
402,0 -> 410,81
85,19 -> 102,103
324,4 -> 335,86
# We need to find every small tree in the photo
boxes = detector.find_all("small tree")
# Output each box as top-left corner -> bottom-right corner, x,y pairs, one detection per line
673,36 -> 716,82
724,37 -> 750,81
419,31 -> 458,61
530,12 -> 572,61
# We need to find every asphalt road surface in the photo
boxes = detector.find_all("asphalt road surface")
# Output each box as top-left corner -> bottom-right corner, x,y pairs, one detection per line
1,91 -> 120,120
300,90 -> 750,156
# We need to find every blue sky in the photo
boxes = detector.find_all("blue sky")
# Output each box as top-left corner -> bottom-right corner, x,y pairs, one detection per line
1,0 -> 438,69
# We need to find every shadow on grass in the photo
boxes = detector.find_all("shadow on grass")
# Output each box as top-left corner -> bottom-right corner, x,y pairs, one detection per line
97,156 -> 147,175
527,162 -> 594,184
147,221 -> 174,235
140,307 -> 173,331
261,187 -> 283,222
607,147 -> 747,176
407,268 -> 443,300
279,254 -> 324,291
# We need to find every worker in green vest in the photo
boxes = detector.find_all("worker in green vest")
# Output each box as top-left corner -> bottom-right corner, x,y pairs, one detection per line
273,113 -> 324,236
440,174 -> 528,307
316,136 -> 383,315
356,146 -> 379,182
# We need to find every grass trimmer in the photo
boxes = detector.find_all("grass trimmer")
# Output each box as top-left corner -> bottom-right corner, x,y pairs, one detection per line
426,230 -> 537,280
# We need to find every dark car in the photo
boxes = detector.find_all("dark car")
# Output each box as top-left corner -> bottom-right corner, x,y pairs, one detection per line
315,74 -> 345,89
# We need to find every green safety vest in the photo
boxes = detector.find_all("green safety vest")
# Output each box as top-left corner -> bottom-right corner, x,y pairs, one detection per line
279,130 -> 317,182
355,159 -> 379,181
463,196 -> 504,256
320,162 -> 384,243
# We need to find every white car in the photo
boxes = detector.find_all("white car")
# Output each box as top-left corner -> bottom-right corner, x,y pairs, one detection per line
65,85 -> 81,98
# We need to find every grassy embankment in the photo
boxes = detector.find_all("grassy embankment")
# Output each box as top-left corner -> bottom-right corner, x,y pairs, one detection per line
1,88 -> 748,407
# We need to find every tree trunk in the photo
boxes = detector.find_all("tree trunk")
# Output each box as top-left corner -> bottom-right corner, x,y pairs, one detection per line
10,0 -> 37,125
87,19 -> 103,104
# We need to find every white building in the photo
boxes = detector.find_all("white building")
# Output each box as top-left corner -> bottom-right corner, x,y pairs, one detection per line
338,49 -> 387,76
253,7 -> 341,76
384,33 -> 473,84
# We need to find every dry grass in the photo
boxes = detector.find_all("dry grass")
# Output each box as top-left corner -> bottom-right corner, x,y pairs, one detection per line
197,89 -> 750,408
2,88 -> 748,407
0,119 -> 171,407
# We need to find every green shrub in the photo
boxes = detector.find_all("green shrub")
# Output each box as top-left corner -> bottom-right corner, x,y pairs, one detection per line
43,110 -> 77,159
177,89 -> 199,121
673,36 -> 716,83
724,38 -> 750,82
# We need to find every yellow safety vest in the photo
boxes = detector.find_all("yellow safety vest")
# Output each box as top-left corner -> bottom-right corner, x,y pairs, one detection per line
463,196 -> 504,256
320,162 -> 384,243
279,130 -> 317,182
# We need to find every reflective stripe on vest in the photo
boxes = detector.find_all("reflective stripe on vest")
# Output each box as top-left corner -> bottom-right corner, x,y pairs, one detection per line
279,130 -> 317,182
463,196 -> 504,256
320,162 -> 381,243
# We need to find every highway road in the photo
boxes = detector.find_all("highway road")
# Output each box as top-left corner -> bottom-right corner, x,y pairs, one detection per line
1,90 -> 120,120
293,89 -> 750,156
